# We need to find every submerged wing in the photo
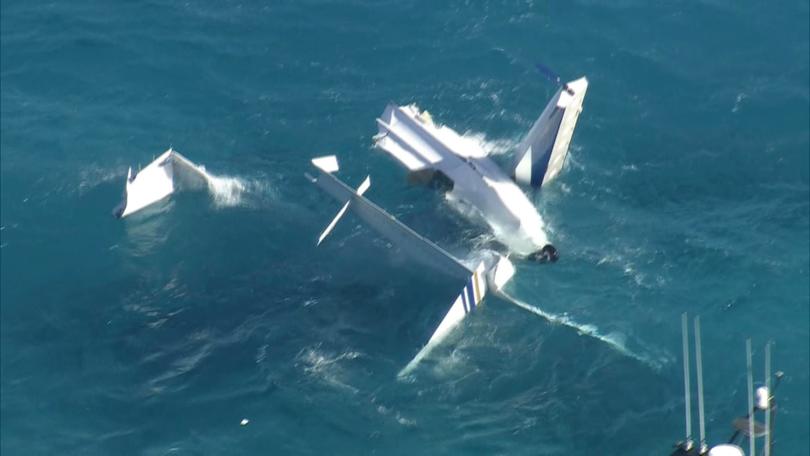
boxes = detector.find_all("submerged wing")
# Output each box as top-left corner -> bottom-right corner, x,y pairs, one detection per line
398,255 -> 516,377
398,262 -> 488,377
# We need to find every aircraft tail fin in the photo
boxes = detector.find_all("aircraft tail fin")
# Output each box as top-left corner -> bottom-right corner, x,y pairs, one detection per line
512,77 -> 588,188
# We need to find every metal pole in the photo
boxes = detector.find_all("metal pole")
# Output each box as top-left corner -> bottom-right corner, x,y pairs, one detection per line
764,342 -> 771,456
747,339 -> 755,456
682,313 -> 693,445
694,317 -> 706,452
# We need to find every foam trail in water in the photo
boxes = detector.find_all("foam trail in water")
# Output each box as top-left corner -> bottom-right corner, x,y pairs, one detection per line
496,290 -> 661,370
206,174 -> 247,207
202,172 -> 277,208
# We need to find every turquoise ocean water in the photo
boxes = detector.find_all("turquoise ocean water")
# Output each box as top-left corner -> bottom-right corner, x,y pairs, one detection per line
2,1 -> 808,454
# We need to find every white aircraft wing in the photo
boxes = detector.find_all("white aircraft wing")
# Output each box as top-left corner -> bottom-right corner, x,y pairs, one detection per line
115,148 -> 212,218
308,155 -> 472,281
399,256 -> 516,377
398,261 -> 488,376
308,156 -> 519,375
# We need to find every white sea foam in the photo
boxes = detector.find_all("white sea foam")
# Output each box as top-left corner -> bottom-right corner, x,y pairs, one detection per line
297,346 -> 361,393
497,290 -> 663,371
206,174 -> 247,206
203,172 -> 277,208
460,131 -> 519,156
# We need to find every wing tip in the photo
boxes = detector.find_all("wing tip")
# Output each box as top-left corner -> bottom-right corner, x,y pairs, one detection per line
312,155 -> 340,174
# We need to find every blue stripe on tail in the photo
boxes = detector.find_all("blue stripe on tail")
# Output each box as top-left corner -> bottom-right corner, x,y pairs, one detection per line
465,279 -> 476,311
529,107 -> 564,187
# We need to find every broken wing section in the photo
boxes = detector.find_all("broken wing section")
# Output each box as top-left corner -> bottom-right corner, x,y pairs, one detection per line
513,77 -> 588,188
115,148 -> 212,218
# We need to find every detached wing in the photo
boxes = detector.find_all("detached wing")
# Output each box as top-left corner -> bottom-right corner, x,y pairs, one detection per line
117,149 -> 212,218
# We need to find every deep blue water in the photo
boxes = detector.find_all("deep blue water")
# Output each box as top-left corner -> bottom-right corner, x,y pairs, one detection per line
2,1 -> 808,454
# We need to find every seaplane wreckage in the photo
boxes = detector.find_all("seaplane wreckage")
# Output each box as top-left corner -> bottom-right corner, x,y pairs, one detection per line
113,67 -> 592,376
113,147 -> 215,218
308,72 -> 589,376
110,68 -> 790,453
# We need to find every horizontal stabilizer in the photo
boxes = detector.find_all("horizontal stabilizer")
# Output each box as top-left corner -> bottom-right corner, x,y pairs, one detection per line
513,77 -> 588,188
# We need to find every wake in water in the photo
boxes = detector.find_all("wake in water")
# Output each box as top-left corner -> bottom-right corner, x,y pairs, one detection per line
495,289 -> 663,371
202,169 -> 279,209
205,174 -> 249,207
296,345 -> 362,394
429,132 -> 659,370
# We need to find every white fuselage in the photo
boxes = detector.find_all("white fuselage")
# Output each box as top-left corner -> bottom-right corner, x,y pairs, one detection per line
375,104 -> 549,255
